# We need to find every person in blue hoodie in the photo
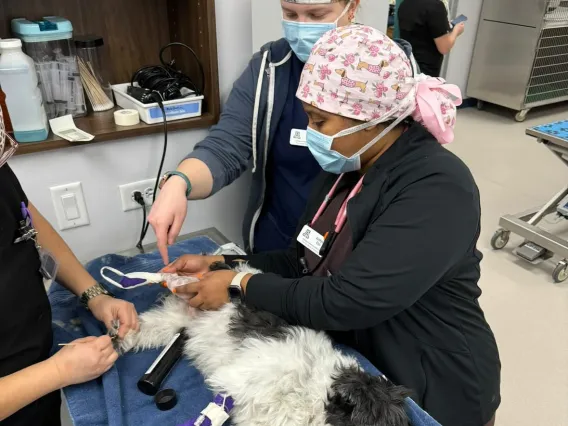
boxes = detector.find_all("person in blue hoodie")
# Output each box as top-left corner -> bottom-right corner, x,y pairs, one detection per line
149,0 -> 415,263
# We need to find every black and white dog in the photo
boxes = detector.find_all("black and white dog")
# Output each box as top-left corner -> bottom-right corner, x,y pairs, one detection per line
119,263 -> 410,426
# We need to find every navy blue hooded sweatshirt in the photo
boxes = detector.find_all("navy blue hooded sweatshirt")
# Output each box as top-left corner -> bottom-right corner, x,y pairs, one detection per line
185,38 -> 416,252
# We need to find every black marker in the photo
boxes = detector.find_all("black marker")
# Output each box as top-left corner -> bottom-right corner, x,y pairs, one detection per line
137,330 -> 187,396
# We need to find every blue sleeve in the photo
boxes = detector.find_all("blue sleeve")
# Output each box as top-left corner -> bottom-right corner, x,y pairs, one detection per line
185,51 -> 264,195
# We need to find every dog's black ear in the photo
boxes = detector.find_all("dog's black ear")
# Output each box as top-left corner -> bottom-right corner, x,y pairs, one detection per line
326,366 -> 411,426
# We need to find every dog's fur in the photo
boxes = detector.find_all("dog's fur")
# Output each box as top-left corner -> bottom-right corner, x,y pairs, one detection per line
120,263 -> 410,426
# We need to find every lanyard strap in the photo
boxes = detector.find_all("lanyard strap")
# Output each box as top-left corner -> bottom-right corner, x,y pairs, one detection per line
310,174 -> 345,226
335,176 -> 365,233
310,174 -> 365,234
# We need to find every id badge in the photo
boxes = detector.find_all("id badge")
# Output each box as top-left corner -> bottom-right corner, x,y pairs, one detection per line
297,225 -> 324,257
290,129 -> 307,147
39,248 -> 59,281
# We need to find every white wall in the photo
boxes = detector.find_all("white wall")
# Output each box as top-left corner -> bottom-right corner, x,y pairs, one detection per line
251,0 -> 390,53
444,0 -> 483,95
8,0 -> 254,263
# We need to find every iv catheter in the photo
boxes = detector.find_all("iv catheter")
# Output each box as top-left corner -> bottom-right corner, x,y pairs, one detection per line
100,266 -> 200,292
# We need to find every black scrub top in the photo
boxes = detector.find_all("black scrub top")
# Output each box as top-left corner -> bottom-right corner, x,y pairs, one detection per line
0,164 -> 60,426
398,0 -> 451,77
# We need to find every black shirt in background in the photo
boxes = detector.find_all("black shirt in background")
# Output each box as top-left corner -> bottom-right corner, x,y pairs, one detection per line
398,0 -> 450,77
0,164 -> 60,426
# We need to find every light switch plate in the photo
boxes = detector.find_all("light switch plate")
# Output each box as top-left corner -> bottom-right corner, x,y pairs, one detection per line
50,182 -> 90,231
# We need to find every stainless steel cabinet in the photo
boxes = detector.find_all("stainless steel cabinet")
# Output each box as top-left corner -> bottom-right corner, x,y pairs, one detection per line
467,0 -> 568,121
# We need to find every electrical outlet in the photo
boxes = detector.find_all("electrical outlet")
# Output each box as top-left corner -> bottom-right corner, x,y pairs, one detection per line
119,179 -> 158,212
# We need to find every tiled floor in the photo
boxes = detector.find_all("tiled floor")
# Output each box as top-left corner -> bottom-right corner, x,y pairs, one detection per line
61,103 -> 568,426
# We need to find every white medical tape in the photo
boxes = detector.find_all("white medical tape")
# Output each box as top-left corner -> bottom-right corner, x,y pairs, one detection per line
99,266 -> 163,289
114,109 -> 140,126
200,403 -> 230,426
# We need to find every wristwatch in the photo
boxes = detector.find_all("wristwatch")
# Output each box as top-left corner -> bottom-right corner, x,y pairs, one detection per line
159,171 -> 192,198
228,272 -> 248,304
80,283 -> 112,308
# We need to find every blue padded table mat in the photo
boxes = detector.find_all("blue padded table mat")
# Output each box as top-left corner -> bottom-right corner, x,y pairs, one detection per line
48,236 -> 440,426
530,120 -> 568,141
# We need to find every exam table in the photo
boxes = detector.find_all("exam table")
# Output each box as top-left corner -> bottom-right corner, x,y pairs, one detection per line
491,120 -> 568,282
48,229 -> 440,426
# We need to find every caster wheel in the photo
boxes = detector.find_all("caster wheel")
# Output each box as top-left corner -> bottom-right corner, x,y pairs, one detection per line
515,109 -> 529,122
553,261 -> 568,283
477,100 -> 485,111
491,229 -> 510,250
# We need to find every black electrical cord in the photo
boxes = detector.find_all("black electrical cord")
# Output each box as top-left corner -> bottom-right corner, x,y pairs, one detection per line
136,98 -> 168,253
131,41 -> 204,252
159,42 -> 205,96
133,191 -> 147,252
131,42 -> 205,100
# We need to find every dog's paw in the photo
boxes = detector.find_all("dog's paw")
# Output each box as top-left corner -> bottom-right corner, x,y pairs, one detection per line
117,330 -> 138,355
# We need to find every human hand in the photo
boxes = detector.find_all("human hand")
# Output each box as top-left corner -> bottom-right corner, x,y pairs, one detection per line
148,176 -> 189,265
51,336 -> 118,387
88,295 -> 139,339
175,270 -> 238,310
162,254 -> 225,277
453,22 -> 465,37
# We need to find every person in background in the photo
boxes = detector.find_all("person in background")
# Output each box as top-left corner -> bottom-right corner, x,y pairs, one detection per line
149,0 -> 362,262
0,116 -> 139,424
398,0 -> 464,77
166,25 -> 500,426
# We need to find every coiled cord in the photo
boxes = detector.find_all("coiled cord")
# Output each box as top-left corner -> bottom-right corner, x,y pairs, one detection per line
131,42 -> 205,100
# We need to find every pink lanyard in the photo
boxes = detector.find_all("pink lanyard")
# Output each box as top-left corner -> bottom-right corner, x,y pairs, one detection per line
311,174 -> 365,234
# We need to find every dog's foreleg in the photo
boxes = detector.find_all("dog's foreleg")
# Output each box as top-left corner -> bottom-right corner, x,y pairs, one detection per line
119,295 -> 195,354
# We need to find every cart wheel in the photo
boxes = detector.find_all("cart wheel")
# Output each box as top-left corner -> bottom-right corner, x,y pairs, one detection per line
477,100 -> 485,111
515,109 -> 529,122
553,261 -> 568,283
490,229 -> 510,250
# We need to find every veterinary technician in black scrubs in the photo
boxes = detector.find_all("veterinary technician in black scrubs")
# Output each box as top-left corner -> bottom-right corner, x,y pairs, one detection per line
166,26 -> 501,426
0,124 -> 139,425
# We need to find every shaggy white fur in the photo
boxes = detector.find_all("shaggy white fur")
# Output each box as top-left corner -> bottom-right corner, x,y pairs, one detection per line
119,264 -> 404,426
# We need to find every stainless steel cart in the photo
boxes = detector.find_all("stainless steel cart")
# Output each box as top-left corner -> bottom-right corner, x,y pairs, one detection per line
492,120 -> 568,282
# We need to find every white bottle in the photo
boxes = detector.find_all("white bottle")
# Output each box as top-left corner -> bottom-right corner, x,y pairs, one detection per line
0,39 -> 48,142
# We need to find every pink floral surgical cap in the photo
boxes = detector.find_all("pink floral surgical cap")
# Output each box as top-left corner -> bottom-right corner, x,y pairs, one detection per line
296,25 -> 463,145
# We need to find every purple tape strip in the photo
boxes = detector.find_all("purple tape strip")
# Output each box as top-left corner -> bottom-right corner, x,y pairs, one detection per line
178,394 -> 234,426
119,277 -> 148,288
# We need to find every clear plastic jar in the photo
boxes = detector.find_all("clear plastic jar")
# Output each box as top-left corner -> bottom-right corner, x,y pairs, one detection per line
74,36 -> 114,112
11,17 -> 87,119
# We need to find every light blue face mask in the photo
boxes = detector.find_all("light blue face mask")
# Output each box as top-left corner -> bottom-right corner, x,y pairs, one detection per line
282,2 -> 351,62
306,108 -> 409,174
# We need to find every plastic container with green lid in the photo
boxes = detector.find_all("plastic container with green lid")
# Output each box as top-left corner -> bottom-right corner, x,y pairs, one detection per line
11,16 -> 86,119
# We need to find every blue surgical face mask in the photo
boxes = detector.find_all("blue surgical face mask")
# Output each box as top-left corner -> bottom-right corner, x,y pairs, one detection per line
282,2 -> 351,63
306,108 -> 410,174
